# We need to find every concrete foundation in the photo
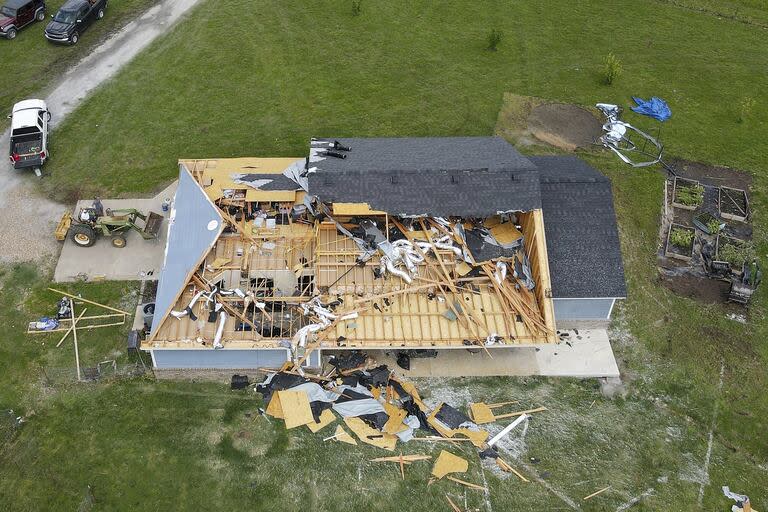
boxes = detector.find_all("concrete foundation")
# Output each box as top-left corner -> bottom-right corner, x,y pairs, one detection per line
54,181 -> 177,282
363,329 -> 619,378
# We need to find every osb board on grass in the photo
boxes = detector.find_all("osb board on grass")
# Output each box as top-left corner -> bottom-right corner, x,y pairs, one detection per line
494,93 -> 603,151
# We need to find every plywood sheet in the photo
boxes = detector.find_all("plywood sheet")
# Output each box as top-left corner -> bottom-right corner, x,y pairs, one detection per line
431,450 -> 469,479
344,417 -> 397,451
383,403 -> 409,435
277,390 -> 315,429
469,403 -> 496,424
307,409 -> 336,433
333,202 -> 386,215
331,425 -> 357,445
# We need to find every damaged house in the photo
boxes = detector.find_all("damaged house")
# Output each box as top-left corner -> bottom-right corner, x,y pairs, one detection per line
144,137 -> 626,370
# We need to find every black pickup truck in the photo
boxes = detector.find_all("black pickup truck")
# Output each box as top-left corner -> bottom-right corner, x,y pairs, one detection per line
44,0 -> 105,44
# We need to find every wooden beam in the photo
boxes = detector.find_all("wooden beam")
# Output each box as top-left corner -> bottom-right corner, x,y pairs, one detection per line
583,486 -> 611,501
47,288 -> 130,315
56,307 -> 87,348
70,299 -> 81,382
446,476 -> 486,491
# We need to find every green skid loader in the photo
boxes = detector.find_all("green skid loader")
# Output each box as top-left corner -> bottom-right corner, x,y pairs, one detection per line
57,199 -> 164,248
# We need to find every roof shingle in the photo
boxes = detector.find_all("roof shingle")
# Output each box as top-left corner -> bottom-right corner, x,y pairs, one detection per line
531,156 -> 627,299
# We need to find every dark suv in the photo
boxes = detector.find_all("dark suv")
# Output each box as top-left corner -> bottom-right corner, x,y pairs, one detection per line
44,0 -> 105,44
0,0 -> 46,39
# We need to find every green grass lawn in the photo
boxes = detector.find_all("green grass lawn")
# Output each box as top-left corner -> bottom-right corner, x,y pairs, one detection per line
1,0 -> 767,510
0,261 -> 765,511
0,0 -> 157,121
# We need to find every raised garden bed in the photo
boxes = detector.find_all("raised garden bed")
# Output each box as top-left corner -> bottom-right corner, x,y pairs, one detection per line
719,186 -> 749,222
715,235 -> 754,274
665,224 -> 695,262
693,212 -> 722,235
671,177 -> 704,211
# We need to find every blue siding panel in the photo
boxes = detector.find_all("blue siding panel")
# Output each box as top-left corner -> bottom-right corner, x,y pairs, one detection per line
151,349 -> 322,369
553,298 -> 614,321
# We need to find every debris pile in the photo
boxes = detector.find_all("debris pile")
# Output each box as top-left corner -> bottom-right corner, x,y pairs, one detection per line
255,355 -> 546,490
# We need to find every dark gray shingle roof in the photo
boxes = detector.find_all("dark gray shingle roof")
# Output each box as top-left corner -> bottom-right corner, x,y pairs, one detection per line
309,167 -> 541,216
307,137 -> 540,215
531,156 -> 627,299
309,137 -> 538,174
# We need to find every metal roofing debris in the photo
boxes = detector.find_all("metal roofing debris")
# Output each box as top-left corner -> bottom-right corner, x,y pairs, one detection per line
531,156 -> 627,299
150,166 -> 223,334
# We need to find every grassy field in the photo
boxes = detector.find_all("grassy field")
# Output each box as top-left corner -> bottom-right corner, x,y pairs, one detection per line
0,262 -> 764,511
1,0 -> 766,510
0,0 -> 157,119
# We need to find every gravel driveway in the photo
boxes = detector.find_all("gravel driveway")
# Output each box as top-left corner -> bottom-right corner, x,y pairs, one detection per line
0,0 -> 202,263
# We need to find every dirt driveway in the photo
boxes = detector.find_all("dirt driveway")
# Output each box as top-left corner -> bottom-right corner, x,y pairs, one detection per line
0,0 -> 202,263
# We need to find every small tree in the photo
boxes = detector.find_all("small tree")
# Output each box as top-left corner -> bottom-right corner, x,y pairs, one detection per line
602,52 -> 622,85
351,0 -> 362,16
486,29 -> 502,51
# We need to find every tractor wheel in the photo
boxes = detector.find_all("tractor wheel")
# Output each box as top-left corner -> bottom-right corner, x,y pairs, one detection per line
112,236 -> 126,248
70,224 -> 96,247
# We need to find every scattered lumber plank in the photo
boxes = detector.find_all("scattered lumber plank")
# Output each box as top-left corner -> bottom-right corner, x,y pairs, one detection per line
583,486 -> 612,501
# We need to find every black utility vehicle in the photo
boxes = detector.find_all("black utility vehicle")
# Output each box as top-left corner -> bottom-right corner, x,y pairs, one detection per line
0,0 -> 46,40
44,0 -> 105,44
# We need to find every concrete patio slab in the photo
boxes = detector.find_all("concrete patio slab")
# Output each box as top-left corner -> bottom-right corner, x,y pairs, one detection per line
53,182 -> 177,282
361,329 -> 620,378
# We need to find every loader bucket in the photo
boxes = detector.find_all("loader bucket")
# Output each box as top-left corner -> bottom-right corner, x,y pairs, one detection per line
141,211 -> 164,239
54,211 -> 72,241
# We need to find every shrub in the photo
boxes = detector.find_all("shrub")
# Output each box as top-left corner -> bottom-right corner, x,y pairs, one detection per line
602,52 -> 622,85
676,183 -> 704,207
486,29 -> 502,51
718,239 -> 755,267
351,0 -> 362,16
670,227 -> 694,249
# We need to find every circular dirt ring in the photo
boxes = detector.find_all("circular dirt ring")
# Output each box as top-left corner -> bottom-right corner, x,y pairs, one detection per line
527,103 -> 603,150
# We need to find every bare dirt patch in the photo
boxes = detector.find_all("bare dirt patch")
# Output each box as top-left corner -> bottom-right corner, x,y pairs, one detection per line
658,271 -> 731,305
527,103 -> 603,150
495,93 -> 603,151
669,158 -> 752,191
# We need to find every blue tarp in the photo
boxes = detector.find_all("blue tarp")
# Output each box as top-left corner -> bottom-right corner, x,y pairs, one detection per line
631,96 -> 671,122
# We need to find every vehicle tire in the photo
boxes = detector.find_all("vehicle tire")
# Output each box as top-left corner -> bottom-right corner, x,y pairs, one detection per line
70,32 -> 79,44
70,224 -> 96,247
36,10 -> 45,21
112,236 -> 126,248
97,8 -> 104,19
7,28 -> 16,40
